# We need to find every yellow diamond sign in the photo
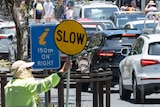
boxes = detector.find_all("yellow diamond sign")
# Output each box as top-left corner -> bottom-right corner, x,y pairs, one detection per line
54,20 -> 87,55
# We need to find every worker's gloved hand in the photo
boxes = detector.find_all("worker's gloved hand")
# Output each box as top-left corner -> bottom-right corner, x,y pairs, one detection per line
60,60 -> 73,75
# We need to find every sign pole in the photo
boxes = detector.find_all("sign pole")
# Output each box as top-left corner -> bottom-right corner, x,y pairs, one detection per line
66,56 -> 72,107
54,20 -> 87,107
44,70 -> 49,107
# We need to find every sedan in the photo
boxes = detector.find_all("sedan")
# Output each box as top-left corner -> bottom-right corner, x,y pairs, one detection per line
119,34 -> 160,103
80,29 -> 143,85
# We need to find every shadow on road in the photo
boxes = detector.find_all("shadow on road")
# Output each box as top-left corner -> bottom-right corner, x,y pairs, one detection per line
125,98 -> 160,104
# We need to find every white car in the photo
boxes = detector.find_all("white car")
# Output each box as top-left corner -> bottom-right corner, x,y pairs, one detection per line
73,1 -> 120,20
0,21 -> 16,36
119,34 -> 160,103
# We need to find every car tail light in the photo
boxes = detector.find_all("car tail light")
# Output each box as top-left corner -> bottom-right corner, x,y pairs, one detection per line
0,36 -> 4,39
141,59 -> 160,67
97,50 -> 115,57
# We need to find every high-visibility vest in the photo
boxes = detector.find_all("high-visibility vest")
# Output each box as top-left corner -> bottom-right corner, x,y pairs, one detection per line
5,73 -> 61,107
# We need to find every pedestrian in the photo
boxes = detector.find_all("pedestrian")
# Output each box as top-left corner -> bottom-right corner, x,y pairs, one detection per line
145,0 -> 157,20
33,0 -> 44,23
54,0 -> 65,21
43,0 -> 55,22
129,0 -> 140,11
66,1 -> 74,19
5,60 -> 72,107
120,1 -> 129,11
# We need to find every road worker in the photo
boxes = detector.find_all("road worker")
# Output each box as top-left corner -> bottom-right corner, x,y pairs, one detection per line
5,60 -> 72,107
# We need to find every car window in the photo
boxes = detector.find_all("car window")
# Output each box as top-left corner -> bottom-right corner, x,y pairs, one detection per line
88,33 -> 102,48
134,23 -> 158,30
105,35 -> 137,47
0,27 -> 16,35
132,38 -> 144,55
149,42 -> 160,55
115,14 -> 145,28
73,6 -> 81,19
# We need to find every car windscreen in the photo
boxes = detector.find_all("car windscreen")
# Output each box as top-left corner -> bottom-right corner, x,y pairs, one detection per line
148,42 -> 160,55
84,8 -> 118,19
116,14 -> 145,28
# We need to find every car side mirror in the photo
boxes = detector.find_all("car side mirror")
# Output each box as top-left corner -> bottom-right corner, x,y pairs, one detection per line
120,48 -> 130,56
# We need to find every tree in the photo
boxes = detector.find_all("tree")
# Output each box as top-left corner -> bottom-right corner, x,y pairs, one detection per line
2,0 -> 31,61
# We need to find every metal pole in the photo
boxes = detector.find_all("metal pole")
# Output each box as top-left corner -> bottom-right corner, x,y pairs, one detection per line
45,70 -> 49,107
66,56 -> 72,107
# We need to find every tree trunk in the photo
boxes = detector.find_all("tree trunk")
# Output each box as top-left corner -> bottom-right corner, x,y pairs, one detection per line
10,0 -> 30,61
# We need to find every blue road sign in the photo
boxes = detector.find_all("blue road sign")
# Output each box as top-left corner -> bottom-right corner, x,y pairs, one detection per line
30,24 -> 60,69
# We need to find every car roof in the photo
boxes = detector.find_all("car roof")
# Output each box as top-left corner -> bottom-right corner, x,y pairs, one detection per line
113,11 -> 145,15
0,21 -> 15,28
99,29 -> 142,37
125,20 -> 159,25
140,34 -> 160,42
124,20 -> 158,26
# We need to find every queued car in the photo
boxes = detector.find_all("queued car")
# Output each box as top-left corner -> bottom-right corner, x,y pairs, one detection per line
119,34 -> 160,103
73,1 -> 120,20
124,20 -> 158,33
109,11 -> 145,28
0,21 -> 16,36
80,29 -> 143,85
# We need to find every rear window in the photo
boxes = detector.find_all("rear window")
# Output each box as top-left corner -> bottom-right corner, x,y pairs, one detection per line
84,7 -> 118,19
0,27 -> 16,35
148,42 -> 160,55
116,14 -> 145,28
105,35 -> 138,47
134,23 -> 158,30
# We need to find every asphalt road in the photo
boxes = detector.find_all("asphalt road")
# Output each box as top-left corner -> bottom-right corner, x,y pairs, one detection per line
38,84 -> 160,107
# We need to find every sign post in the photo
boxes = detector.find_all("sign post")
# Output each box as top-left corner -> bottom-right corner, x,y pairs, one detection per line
54,20 -> 87,107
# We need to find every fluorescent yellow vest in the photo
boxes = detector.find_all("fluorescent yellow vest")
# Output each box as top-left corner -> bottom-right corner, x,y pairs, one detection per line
5,73 -> 60,107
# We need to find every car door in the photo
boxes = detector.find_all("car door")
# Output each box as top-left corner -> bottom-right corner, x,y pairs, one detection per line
122,38 -> 144,86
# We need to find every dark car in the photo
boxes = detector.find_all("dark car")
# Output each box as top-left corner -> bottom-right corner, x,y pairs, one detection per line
109,11 -> 145,28
83,29 -> 143,85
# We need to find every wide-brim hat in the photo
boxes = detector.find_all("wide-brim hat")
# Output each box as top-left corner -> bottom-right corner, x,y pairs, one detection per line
11,60 -> 35,78
148,0 -> 156,5
11,60 -> 34,70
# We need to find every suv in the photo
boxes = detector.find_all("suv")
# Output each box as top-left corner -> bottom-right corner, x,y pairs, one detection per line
119,34 -> 160,103
73,1 -> 120,20
109,11 -> 145,28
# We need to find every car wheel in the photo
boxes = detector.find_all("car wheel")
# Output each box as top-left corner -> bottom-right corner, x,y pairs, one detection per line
119,75 -> 131,100
82,83 -> 90,92
133,76 -> 145,103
